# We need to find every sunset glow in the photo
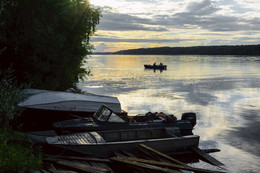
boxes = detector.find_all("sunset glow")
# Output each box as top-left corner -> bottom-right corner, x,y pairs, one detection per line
89,0 -> 260,52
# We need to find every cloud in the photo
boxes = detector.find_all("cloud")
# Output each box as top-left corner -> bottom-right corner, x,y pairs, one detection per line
91,37 -> 194,43
152,0 -> 260,32
95,0 -> 260,34
208,36 -> 260,45
97,0 -> 260,33
186,0 -> 220,15
94,43 -> 116,52
98,7 -> 167,31
234,0 -> 260,11
90,0 -> 260,51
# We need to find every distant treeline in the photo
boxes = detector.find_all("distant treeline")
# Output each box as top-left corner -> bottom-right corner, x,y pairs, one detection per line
112,45 -> 260,55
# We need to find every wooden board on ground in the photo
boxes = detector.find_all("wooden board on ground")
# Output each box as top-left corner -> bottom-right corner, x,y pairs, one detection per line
138,144 -> 188,167
44,155 -> 110,163
111,157 -> 182,173
111,156 -> 226,173
191,146 -> 225,166
54,160 -> 110,173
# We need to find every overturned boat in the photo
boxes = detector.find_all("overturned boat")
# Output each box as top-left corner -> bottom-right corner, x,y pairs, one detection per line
53,104 -> 197,136
46,127 -> 200,157
16,89 -> 122,131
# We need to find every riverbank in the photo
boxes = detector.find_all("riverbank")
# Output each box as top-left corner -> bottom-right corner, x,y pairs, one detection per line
0,129 -> 42,171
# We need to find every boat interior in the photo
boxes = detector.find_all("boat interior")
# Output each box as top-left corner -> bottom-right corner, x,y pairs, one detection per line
46,127 -> 181,145
99,127 -> 180,142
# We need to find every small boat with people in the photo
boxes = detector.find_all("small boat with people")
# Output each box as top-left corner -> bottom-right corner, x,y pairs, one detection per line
144,62 -> 167,70
53,104 -> 197,136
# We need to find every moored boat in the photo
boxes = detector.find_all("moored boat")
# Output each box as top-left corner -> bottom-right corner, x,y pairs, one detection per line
46,127 -> 200,157
53,104 -> 196,136
16,89 -> 122,131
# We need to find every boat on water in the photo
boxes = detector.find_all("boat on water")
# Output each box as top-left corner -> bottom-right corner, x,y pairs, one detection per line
53,104 -> 196,136
16,89 -> 122,131
45,127 -> 200,157
144,62 -> 167,70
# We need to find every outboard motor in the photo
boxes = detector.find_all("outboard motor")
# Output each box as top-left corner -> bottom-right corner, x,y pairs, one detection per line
181,112 -> 197,127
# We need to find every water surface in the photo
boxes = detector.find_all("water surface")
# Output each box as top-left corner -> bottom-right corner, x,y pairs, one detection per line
78,55 -> 260,173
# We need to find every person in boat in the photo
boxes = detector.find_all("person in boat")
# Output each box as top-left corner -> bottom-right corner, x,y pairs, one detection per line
153,62 -> 156,66
159,62 -> 163,66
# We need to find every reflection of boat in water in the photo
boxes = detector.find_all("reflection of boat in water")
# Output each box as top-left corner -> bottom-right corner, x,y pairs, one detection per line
53,104 -> 197,136
144,62 -> 167,70
46,127 -> 200,157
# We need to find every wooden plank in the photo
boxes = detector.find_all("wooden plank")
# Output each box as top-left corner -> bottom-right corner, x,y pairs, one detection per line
41,170 -> 51,173
191,146 -> 224,166
44,155 -> 110,163
112,151 -> 124,157
137,146 -> 167,162
55,160 -> 110,173
48,169 -> 76,173
28,170 -> 42,173
111,157 -> 182,173
89,162 -> 115,173
112,156 -> 226,173
119,150 -> 135,157
138,144 -> 188,167
168,148 -> 220,156
204,149 -> 221,153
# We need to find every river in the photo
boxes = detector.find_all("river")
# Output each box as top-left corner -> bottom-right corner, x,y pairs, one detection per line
78,55 -> 260,173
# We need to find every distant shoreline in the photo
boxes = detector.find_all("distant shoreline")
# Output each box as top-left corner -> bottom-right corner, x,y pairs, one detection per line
93,44 -> 260,56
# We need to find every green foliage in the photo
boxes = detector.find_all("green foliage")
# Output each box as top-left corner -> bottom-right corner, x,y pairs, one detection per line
0,129 -> 42,171
0,0 -> 101,90
0,68 -> 28,129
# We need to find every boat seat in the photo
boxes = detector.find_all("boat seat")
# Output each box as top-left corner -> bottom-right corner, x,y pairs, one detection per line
46,132 -> 106,145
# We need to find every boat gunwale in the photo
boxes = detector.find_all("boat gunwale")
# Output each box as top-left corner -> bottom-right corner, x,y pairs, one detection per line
46,129 -> 199,146
46,128 -> 199,146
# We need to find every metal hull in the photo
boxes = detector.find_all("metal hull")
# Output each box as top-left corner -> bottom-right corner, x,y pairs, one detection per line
53,105 -> 195,136
50,135 -> 199,157
54,120 -> 194,136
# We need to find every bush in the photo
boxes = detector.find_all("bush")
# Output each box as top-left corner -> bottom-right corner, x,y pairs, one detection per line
0,68 -> 27,129
0,129 -> 42,171
0,69 -> 41,171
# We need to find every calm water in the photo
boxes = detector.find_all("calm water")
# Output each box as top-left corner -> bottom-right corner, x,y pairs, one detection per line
78,55 -> 260,173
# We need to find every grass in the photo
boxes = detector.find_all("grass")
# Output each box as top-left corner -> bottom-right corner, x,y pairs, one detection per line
0,129 -> 42,171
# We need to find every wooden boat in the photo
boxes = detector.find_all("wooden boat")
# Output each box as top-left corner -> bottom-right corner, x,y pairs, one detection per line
15,89 -> 122,131
46,127 -> 200,157
53,104 -> 196,136
144,63 -> 167,70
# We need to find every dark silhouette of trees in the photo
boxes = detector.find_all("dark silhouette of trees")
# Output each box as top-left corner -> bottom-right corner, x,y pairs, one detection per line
114,45 -> 260,56
0,0 -> 100,90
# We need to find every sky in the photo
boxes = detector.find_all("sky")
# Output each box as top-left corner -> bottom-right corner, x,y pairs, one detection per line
89,0 -> 260,52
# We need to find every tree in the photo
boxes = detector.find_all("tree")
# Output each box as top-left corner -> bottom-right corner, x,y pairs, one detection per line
0,0 -> 100,90
0,68 -> 27,129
